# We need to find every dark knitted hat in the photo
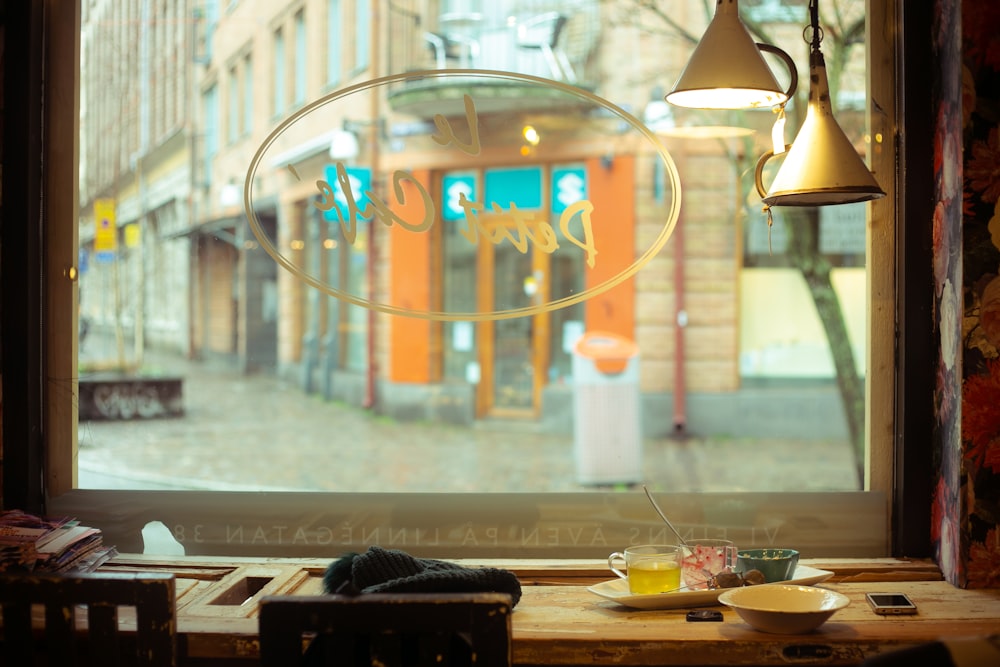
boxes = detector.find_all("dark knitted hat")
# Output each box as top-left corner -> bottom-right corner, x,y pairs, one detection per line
323,546 -> 522,607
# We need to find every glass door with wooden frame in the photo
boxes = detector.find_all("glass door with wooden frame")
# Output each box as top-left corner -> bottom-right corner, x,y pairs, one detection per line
476,225 -> 548,418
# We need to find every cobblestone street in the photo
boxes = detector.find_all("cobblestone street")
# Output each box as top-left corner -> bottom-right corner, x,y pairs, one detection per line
77,336 -> 861,494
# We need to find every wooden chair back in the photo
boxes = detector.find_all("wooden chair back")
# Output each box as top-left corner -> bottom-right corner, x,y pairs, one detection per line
258,592 -> 513,667
0,570 -> 176,666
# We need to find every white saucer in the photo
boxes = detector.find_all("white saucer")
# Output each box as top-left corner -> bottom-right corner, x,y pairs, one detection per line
587,565 -> 834,610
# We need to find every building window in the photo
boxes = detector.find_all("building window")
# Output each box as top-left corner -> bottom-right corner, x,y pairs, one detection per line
200,0 -> 220,63
202,83 -> 218,186
327,0 -> 342,86
273,26 -> 285,116
243,54 -> 253,137
227,65 -> 239,144
354,0 -> 369,72
294,9 -> 307,106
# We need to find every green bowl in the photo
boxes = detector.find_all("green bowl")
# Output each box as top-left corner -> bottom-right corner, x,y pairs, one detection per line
735,548 -> 800,583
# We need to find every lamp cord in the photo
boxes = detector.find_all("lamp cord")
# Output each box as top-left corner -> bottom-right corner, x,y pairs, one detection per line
806,0 -> 823,53
763,0 -> 824,253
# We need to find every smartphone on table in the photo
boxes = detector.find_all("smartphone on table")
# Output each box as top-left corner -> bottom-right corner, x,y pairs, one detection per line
866,592 -> 918,615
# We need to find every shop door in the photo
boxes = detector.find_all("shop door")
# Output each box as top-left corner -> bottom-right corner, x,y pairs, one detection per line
479,228 -> 547,418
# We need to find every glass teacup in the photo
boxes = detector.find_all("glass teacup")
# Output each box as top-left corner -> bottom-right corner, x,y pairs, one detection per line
680,539 -> 737,590
608,544 -> 682,595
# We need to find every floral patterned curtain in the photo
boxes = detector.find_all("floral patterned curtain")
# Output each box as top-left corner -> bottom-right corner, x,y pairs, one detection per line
946,0 -> 1000,588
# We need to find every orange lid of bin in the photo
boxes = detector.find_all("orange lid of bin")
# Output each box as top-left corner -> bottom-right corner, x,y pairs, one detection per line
574,331 -> 638,375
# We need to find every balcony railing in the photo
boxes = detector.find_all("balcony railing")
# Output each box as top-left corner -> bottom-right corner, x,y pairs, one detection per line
386,0 -> 601,117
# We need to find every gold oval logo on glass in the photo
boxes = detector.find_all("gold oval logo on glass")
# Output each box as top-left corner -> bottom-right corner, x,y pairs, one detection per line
245,69 -> 681,320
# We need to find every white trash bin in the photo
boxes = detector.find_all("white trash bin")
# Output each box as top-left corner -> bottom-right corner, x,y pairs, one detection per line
572,331 -> 642,485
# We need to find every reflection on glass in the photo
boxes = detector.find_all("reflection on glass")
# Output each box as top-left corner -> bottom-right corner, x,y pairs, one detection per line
76,0 -> 871,504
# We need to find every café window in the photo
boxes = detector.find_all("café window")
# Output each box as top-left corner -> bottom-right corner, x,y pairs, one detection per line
55,0 -> 894,558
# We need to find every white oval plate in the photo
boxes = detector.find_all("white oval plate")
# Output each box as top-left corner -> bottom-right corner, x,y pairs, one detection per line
587,565 -> 834,610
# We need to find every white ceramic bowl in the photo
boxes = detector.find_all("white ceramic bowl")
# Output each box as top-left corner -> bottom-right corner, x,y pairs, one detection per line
717,584 -> 850,634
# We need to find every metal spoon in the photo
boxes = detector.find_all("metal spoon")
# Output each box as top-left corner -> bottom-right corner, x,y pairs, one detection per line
642,485 -> 688,547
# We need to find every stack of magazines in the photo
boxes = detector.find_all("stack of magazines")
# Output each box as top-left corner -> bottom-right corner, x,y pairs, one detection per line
0,510 -> 118,573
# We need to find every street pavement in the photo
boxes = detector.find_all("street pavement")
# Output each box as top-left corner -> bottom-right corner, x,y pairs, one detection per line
76,335 -> 860,493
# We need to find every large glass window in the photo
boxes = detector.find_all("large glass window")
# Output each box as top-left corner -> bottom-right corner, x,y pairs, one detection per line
59,0 -> 893,559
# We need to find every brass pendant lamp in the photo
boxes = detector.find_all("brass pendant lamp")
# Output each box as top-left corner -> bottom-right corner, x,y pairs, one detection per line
754,0 -> 885,206
666,0 -> 797,110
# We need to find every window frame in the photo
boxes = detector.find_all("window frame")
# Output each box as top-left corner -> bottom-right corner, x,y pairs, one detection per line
0,0 -> 932,560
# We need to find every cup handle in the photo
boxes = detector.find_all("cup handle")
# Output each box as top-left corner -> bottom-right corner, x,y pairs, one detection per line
750,43 -> 796,202
756,43 -> 798,103
754,145 -> 793,199
608,552 -> 627,580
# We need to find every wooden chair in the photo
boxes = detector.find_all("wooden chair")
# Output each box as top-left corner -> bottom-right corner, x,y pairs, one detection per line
0,570 -> 177,666
258,592 -> 513,667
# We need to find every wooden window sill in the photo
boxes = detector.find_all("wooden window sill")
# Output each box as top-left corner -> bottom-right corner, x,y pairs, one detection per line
97,555 -> 999,666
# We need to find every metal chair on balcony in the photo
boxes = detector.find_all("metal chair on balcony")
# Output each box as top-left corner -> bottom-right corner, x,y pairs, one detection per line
258,592 -> 513,667
0,570 -> 177,666
424,31 -> 482,69
516,12 -> 577,82
425,12 -> 483,70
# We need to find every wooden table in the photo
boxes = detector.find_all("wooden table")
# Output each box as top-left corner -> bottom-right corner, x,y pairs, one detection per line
511,581 -> 1000,665
97,555 -> 1000,666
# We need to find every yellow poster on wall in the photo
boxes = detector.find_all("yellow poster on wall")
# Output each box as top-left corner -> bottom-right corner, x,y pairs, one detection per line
94,198 -> 117,257
124,223 -> 141,248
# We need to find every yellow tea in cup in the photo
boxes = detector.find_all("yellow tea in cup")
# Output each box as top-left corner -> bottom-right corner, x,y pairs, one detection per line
608,545 -> 682,595
627,559 -> 681,594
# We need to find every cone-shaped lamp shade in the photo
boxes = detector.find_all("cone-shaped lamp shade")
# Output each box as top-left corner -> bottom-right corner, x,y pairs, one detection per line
666,0 -> 794,109
756,53 -> 885,206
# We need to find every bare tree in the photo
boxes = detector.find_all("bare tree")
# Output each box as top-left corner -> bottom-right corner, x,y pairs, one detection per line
617,0 -> 869,485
